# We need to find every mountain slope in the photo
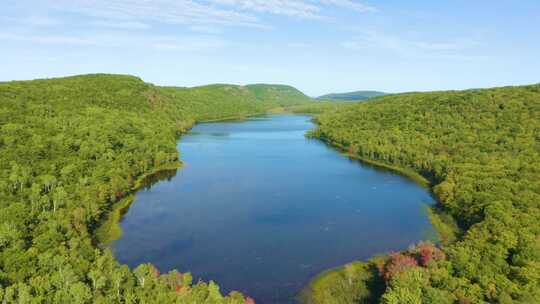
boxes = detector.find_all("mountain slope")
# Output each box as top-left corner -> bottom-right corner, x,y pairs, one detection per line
159,83 -> 311,121
159,84 -> 269,122
317,90 -> 386,101
246,83 -> 312,106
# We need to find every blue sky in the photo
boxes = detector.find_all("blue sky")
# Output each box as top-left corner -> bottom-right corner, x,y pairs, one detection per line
1,0 -> 539,96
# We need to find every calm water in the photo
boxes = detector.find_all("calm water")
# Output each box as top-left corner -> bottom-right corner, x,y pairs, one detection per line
111,115 -> 435,303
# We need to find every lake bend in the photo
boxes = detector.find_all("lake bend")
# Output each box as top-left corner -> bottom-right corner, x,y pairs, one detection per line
110,114 -> 436,303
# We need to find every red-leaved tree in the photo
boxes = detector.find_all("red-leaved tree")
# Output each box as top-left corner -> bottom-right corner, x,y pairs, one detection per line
378,252 -> 419,281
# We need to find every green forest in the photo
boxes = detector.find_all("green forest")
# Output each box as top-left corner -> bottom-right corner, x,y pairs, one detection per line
1,73 -> 539,304
301,85 -> 540,303
0,74 -> 309,303
316,91 -> 386,102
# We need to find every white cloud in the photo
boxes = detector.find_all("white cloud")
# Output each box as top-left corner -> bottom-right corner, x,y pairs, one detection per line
342,31 -> 404,52
44,0 -> 263,28
188,25 -> 223,35
210,0 -> 376,19
341,30 -> 483,61
0,31 -> 228,52
288,42 -> 312,48
90,20 -> 151,30
340,41 -> 364,50
414,41 -> 478,51
211,0 -> 323,19
0,32 -> 99,46
24,16 -> 60,26
152,37 -> 228,51
11,0 -> 376,30
317,0 -> 378,13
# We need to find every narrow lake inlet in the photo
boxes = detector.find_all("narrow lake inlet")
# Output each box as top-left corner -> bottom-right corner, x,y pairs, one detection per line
110,114 -> 436,303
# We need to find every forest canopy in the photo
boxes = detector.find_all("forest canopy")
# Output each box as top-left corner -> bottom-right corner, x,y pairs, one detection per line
0,74 -> 308,303
1,73 -> 539,303
304,84 -> 540,303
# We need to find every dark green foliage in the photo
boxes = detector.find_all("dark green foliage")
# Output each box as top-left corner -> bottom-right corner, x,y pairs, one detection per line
317,91 -> 386,102
309,84 -> 540,303
0,74 -> 308,303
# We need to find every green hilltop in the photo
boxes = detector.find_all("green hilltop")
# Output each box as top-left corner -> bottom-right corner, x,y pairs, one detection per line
160,82 -> 311,121
317,90 -> 386,102
246,83 -> 313,106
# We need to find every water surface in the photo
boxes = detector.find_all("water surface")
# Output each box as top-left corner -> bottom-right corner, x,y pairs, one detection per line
111,115 -> 435,303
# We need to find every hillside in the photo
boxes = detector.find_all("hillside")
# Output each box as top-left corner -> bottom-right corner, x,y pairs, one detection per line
0,74 -> 307,303
304,84 -> 540,303
317,90 -> 386,101
159,84 -> 268,122
159,83 -> 311,122
246,84 -> 312,106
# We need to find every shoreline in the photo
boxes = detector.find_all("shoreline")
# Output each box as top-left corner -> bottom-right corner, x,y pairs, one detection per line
94,107 -> 282,245
94,161 -> 183,246
311,135 -> 459,243
299,130 -> 462,303
96,111 -> 454,304
314,136 -> 431,188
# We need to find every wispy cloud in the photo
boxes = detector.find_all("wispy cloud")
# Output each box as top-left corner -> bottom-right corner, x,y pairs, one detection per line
340,30 -> 484,61
317,0 -> 378,13
211,0 -> 323,19
0,32 -> 99,46
24,16 -> 60,26
45,0 -> 263,28
288,42 -> 312,48
0,31 -> 228,52
90,20 -> 151,30
188,25 -> 223,35
210,0 -> 377,19
151,36 -> 229,51
11,0 -> 376,30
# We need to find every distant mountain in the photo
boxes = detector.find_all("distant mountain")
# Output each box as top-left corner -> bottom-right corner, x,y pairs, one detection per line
246,83 -> 312,106
317,90 -> 386,101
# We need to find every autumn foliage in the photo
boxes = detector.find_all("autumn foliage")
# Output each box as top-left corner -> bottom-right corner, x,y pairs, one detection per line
378,253 -> 418,281
415,241 -> 445,266
377,242 -> 445,282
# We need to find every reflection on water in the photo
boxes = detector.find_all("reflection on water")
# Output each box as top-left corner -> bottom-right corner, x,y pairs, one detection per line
111,115 -> 436,304
137,169 -> 178,190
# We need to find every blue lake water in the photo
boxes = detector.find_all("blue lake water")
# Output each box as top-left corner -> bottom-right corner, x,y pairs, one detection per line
111,114 -> 435,303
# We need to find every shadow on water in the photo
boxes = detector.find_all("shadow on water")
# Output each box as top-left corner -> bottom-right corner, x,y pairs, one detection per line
138,168 -> 179,191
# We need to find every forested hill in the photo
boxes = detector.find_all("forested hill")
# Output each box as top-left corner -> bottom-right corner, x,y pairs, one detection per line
160,83 -> 311,122
246,84 -> 312,106
304,84 -> 540,303
316,90 -> 386,101
0,74 -> 307,303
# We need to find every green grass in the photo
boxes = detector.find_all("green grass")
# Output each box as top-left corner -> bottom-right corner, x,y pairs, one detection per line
94,195 -> 136,246
299,261 -> 384,304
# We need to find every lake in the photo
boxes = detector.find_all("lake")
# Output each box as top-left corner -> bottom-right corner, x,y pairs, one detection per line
110,114 -> 435,303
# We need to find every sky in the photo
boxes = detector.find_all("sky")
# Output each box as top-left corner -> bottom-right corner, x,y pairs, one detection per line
1,0 -> 539,96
